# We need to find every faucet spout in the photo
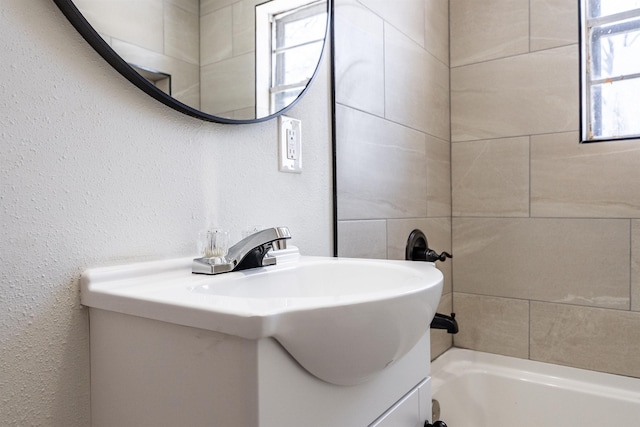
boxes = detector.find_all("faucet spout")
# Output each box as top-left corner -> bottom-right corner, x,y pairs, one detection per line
192,226 -> 291,275
227,226 -> 291,271
430,312 -> 458,334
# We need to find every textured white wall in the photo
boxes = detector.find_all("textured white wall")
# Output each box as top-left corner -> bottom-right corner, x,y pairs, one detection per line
0,1 -> 332,425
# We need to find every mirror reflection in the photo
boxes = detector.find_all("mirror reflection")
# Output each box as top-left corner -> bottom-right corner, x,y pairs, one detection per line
72,0 -> 328,121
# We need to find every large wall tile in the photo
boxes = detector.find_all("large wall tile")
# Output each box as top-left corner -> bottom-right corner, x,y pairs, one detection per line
387,217 -> 452,293
531,302 -> 640,378
431,292 -> 453,360
452,137 -> 529,217
334,0 -> 385,117
359,0 -> 425,47
531,132 -> 640,217
451,45 -> 578,142
453,218 -> 630,309
201,0 -> 236,15
232,0 -> 262,56
200,6 -> 232,66
168,0 -> 199,14
385,25 -> 450,140
201,53 -> 254,115
336,105 -> 428,220
453,293 -> 530,358
164,2 -> 199,65
74,0 -> 164,53
450,0 -> 528,67
426,135 -> 451,217
530,0 -> 578,51
337,220 -> 387,259
633,220 -> 640,312
424,0 -> 449,66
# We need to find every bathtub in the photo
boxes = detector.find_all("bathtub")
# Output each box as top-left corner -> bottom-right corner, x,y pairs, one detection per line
430,348 -> 640,426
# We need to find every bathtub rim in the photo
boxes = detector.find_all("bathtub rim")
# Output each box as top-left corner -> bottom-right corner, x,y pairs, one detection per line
431,348 -> 640,404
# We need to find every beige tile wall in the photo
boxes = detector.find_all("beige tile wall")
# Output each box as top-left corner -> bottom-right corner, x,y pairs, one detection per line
337,220 -> 388,259
451,45 -> 578,142
200,0 -> 262,117
454,293 -> 530,358
530,302 -> 640,378
531,132 -> 640,217
452,137 -> 529,217
165,2 -> 200,64
450,0 -> 529,67
451,0 -> 640,378
336,105 -> 429,220
334,0 -> 452,358
453,218 -> 630,309
74,0 -> 165,53
385,25 -> 450,140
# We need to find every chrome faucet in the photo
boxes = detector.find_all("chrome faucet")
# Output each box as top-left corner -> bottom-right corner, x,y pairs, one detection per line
192,226 -> 292,275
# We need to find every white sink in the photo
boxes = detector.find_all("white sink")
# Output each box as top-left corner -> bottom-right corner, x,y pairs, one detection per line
81,249 -> 443,385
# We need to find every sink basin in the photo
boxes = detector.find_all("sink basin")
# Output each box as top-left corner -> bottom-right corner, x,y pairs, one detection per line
81,249 -> 443,385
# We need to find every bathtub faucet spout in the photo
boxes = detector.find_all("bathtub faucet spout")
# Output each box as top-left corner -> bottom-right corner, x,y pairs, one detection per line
431,312 -> 458,334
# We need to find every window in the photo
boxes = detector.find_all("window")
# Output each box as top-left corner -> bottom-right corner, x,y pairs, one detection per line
256,0 -> 327,116
581,1 -> 640,142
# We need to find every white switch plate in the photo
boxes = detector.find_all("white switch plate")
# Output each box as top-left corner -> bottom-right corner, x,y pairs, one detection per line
278,115 -> 302,173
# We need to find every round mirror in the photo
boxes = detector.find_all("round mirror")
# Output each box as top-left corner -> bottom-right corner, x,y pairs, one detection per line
53,0 -> 331,124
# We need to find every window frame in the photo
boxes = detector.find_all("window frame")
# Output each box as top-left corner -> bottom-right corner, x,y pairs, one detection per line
255,0 -> 327,116
270,2 -> 326,113
580,1 -> 640,143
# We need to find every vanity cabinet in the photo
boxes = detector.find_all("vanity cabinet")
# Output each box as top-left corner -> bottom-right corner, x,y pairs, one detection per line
89,308 -> 433,427
370,379 -> 431,427
83,254 -> 442,426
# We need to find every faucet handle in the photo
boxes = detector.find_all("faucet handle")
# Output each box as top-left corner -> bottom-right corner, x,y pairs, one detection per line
199,229 -> 229,260
426,249 -> 452,262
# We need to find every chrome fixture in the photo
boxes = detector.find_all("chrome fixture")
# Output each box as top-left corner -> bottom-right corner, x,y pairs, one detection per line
192,226 -> 291,275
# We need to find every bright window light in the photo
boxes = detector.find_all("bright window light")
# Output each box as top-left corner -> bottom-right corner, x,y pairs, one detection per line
255,0 -> 326,116
581,0 -> 640,141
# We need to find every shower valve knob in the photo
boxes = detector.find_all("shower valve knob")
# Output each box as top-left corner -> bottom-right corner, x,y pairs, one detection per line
430,250 -> 452,262
406,229 -> 452,263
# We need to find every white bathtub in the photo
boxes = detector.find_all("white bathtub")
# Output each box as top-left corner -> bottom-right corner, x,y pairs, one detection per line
431,348 -> 640,427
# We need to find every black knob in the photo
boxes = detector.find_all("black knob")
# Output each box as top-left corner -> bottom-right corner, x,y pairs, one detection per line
436,251 -> 452,262
423,249 -> 453,263
424,421 -> 447,427
406,229 -> 453,263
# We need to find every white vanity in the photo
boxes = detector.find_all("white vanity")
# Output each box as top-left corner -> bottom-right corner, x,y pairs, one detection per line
82,249 -> 443,426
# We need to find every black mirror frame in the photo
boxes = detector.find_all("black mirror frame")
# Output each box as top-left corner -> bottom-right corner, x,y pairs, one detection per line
52,0 -> 331,124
